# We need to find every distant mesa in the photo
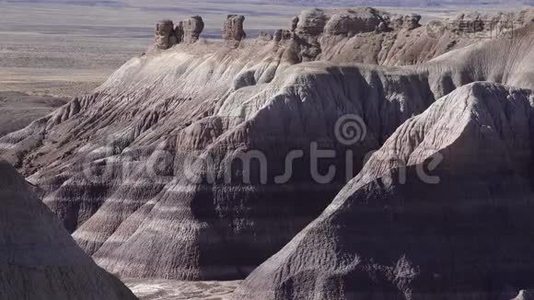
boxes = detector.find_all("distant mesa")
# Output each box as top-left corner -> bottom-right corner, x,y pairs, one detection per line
152,8 -> 426,54
423,9 -> 534,39
148,7 -> 533,60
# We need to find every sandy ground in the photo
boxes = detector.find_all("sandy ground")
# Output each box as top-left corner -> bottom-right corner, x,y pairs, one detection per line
0,4 -> 149,97
124,279 -> 241,300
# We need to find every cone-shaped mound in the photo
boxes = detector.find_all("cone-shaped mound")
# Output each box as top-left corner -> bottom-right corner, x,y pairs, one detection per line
0,160 -> 136,300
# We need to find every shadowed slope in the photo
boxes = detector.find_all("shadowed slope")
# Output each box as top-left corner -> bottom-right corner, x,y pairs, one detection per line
235,82 -> 534,299
0,160 -> 136,300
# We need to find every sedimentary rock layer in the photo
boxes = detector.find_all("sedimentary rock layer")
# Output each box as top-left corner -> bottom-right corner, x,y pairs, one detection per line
0,9 -> 533,281
235,82 -> 534,299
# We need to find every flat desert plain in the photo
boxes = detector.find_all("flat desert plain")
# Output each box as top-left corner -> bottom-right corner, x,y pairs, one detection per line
1,0 -> 528,98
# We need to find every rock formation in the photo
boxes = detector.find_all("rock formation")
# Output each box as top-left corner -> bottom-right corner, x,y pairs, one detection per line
323,8 -> 388,35
152,16 -> 204,50
263,7 -> 464,64
273,29 -> 292,42
391,13 -> 422,30
0,7 -> 533,283
175,21 -> 184,43
235,82 -> 534,299
280,7 -> 416,62
258,31 -> 273,41
0,160 -> 136,299
223,15 -> 246,45
154,19 -> 178,50
182,16 -> 204,44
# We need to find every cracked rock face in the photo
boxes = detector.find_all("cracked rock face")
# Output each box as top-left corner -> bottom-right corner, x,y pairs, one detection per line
175,21 -> 184,44
223,15 -> 246,42
295,9 -> 327,36
0,160 -> 136,300
390,13 -> 422,30
281,7 -> 422,63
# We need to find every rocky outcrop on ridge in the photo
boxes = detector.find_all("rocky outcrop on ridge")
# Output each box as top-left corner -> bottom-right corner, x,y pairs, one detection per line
149,8 -> 533,66
223,15 -> 246,45
280,7 -> 533,65
235,82 -> 534,299
181,16 -> 205,44
155,20 -> 178,50
0,160 -> 136,300
151,16 -> 205,51
0,9 -> 533,282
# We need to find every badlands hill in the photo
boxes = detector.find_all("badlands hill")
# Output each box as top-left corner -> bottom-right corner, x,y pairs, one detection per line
235,82 -> 534,299
0,160 -> 136,299
0,6 -> 533,290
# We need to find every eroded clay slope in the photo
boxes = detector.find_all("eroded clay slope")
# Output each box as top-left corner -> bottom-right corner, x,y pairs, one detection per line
0,160 -> 136,300
0,9 -> 532,281
235,82 -> 534,299
247,7 -> 534,66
